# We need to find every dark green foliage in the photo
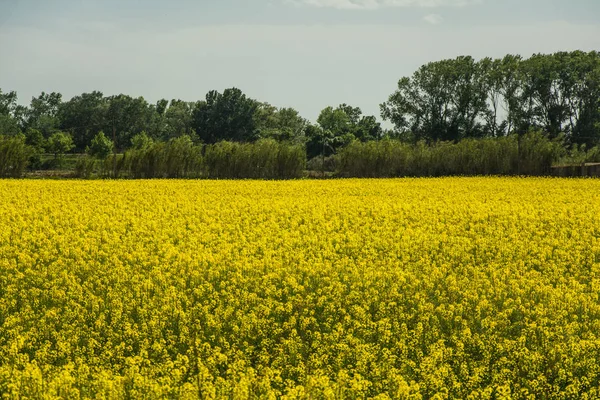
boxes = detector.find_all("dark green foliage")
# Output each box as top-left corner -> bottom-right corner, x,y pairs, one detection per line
0,89 -> 22,136
163,136 -> 203,178
105,94 -> 157,149
24,92 -> 62,137
130,132 -> 153,150
74,157 -> 97,179
192,88 -> 259,144
24,128 -> 44,148
0,135 -> 33,177
0,114 -> 21,136
2,50 -> 600,179
45,132 -> 74,168
381,51 -> 600,145
561,144 -> 600,164
381,56 -> 490,141
23,129 -> 45,170
304,124 -> 326,160
517,130 -> 566,175
337,131 -> 563,177
58,91 -> 107,151
254,103 -> 308,142
123,135 -> 203,179
125,142 -> 167,179
204,139 -> 305,179
102,154 -> 129,179
120,138 -> 304,179
275,141 -> 307,179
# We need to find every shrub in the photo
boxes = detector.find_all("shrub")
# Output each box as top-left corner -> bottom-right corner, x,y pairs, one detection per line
123,136 -> 203,179
336,131 -> 563,178
0,134 -> 33,177
46,132 -> 75,166
87,132 -> 114,160
74,156 -> 97,179
203,139 -> 305,179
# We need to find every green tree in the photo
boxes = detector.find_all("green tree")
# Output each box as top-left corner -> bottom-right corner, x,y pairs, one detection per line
314,104 -> 381,152
24,128 -> 45,169
0,134 -> 32,177
105,94 -> 154,150
254,103 -> 307,142
131,132 -> 154,150
336,104 -> 362,125
317,106 -> 351,136
59,91 -> 107,151
276,107 -> 307,142
0,89 -> 18,116
46,132 -> 74,166
24,128 -> 44,149
0,89 -> 21,136
355,115 -> 383,142
192,88 -> 259,143
162,100 -> 195,140
562,51 -> 600,146
381,56 -> 490,142
25,92 -> 62,137
87,131 -> 114,159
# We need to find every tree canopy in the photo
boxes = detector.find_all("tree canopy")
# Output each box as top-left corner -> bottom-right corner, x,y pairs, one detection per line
1,50 -> 599,162
381,51 -> 600,145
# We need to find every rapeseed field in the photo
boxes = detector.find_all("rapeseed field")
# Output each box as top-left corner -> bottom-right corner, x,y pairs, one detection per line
1,178 -> 599,399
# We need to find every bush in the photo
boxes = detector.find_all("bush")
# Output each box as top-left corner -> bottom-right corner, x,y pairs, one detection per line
130,132 -> 153,150
102,154 -> 128,179
74,157 -> 97,179
204,139 -> 305,179
0,134 -> 33,177
123,136 -> 203,179
517,130 -> 564,175
276,141 -> 306,179
306,155 -> 337,174
125,142 -> 166,179
164,135 -> 203,178
87,132 -> 114,160
559,144 -> 600,165
336,131 -> 563,178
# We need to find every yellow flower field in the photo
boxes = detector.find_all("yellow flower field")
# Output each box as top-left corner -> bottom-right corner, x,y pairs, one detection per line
1,178 -> 600,399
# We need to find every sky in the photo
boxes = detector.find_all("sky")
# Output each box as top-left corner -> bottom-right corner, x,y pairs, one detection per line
0,0 -> 599,122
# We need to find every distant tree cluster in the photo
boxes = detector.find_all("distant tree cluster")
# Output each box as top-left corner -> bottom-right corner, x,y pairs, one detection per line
381,51 -> 600,145
1,50 -> 599,178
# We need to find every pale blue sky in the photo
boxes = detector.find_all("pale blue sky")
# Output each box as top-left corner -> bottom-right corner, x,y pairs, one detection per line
1,0 -> 599,122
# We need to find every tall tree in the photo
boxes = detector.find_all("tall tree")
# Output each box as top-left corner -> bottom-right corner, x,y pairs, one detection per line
354,115 -> 383,142
46,132 -> 74,163
25,92 -> 62,137
255,103 -> 307,142
0,89 -> 21,136
497,54 -> 523,135
564,51 -> 600,145
192,88 -> 258,143
0,89 -> 18,116
105,94 -> 153,150
59,91 -> 107,151
162,100 -> 195,140
381,56 -> 490,142
316,106 -> 353,150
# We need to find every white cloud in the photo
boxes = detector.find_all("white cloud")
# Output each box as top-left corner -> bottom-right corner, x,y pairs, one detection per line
423,13 -> 443,24
285,0 -> 481,9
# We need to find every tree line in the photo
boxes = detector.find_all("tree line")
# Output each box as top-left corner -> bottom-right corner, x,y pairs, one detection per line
381,51 -> 600,145
1,50 -> 599,178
